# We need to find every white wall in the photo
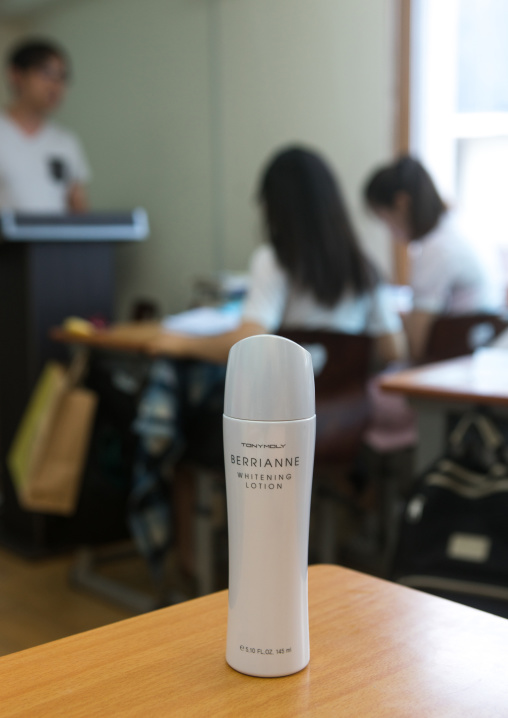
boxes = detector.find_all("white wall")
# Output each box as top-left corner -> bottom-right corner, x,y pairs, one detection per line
217,0 -> 396,274
0,17 -> 30,105
23,0 -> 396,317
29,0 -> 215,318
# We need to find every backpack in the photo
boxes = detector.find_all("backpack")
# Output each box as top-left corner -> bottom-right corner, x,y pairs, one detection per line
391,409 -> 508,618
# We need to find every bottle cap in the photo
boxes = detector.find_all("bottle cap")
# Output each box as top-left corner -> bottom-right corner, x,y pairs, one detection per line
224,334 -> 315,421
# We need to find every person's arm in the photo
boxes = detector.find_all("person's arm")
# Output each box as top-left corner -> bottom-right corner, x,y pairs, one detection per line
402,310 -> 435,362
67,182 -> 89,213
144,320 -> 267,364
368,283 -> 409,367
375,331 -> 408,365
66,132 -> 91,213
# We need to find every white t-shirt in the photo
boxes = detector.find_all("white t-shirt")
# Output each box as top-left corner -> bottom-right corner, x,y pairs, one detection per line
0,112 -> 91,212
409,212 -> 504,314
242,244 -> 401,336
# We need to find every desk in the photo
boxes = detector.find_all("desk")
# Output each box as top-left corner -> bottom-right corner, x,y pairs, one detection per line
52,322 -> 224,603
380,352 -> 508,470
1,564 -> 507,717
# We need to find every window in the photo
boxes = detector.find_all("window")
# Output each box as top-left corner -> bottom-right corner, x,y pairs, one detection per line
410,0 -> 508,285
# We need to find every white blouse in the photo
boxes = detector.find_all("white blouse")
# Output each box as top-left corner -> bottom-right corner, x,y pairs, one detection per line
242,245 -> 401,336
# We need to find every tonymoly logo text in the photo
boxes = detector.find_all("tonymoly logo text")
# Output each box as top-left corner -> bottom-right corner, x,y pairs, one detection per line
241,443 -> 286,449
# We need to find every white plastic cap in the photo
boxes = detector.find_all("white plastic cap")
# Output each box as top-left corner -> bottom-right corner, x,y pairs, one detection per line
224,334 -> 315,421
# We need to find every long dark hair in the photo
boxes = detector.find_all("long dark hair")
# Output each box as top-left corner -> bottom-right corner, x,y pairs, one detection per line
364,155 -> 446,240
8,38 -> 69,73
258,147 -> 378,306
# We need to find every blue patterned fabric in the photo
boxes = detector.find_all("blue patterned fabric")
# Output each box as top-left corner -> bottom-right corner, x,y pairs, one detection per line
128,359 -> 226,579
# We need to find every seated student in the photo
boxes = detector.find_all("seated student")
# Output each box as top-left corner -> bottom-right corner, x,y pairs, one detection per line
132,146 -> 405,579
148,147 -> 404,362
363,156 -> 505,361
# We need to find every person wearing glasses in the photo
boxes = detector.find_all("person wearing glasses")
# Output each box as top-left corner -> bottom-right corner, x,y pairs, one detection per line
0,38 -> 90,213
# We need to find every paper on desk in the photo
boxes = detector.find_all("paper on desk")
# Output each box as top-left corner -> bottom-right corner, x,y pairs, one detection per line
162,303 -> 243,336
389,284 -> 413,314
472,347 -> 508,391
491,328 -> 508,350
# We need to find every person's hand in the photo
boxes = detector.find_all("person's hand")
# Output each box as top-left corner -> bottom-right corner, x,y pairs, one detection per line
144,330 -> 190,357
67,183 -> 88,213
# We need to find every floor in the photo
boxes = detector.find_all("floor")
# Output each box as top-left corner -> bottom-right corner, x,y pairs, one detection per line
0,546 -> 139,657
0,457 -> 401,659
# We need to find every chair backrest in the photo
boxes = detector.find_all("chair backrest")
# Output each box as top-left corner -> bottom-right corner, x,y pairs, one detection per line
422,313 -> 508,364
278,329 -> 374,463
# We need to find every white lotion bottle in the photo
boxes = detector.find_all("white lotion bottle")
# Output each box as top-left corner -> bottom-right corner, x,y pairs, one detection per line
223,334 -> 316,677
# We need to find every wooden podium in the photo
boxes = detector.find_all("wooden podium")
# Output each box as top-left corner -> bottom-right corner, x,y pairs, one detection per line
0,210 -> 149,554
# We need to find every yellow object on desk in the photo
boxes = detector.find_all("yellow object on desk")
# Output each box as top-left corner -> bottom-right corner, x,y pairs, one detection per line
1,564 -> 508,717
61,316 -> 96,336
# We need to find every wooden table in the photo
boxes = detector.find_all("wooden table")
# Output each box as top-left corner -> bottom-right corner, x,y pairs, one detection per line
380,351 -> 508,470
380,352 -> 508,406
1,564 -> 507,717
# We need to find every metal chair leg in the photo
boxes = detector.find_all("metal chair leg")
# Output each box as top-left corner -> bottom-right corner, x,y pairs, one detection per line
69,544 -> 158,613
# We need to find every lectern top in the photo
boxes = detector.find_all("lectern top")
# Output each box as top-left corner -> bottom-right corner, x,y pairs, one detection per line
0,208 -> 149,242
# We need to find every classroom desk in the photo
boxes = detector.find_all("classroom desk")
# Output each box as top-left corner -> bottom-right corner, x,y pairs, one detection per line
52,322 -> 224,603
380,351 -> 508,471
1,563 -> 508,717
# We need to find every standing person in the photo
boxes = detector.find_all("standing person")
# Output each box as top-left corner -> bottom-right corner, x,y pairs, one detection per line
0,38 -> 90,212
364,155 -> 504,360
131,146 -> 405,584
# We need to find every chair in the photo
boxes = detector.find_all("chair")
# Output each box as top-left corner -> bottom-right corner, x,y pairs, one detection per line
422,312 -> 508,364
278,329 -> 374,562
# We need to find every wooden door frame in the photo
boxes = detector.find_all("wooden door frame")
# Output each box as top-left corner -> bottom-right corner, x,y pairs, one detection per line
393,0 -> 411,285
